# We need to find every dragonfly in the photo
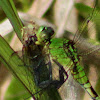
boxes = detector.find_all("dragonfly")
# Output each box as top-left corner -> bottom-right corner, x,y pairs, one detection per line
20,2 -> 100,100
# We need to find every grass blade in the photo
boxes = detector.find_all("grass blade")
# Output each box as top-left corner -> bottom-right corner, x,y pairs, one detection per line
0,0 -> 23,41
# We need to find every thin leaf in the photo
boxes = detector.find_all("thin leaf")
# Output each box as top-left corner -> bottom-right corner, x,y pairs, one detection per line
0,35 -> 36,99
4,77 -> 31,100
0,0 -> 23,41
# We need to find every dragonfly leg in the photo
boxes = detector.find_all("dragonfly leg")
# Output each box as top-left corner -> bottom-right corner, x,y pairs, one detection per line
53,59 -> 68,89
47,59 -> 53,81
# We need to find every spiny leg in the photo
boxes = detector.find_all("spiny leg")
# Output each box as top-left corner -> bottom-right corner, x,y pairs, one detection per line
53,59 -> 68,89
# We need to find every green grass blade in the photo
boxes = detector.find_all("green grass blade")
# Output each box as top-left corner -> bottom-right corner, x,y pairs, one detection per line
75,3 -> 92,14
4,77 -> 31,100
0,35 -> 36,99
0,0 -> 23,41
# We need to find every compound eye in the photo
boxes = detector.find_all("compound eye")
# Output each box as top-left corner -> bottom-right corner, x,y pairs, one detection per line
42,27 -> 46,31
41,27 -> 54,41
46,27 -> 54,37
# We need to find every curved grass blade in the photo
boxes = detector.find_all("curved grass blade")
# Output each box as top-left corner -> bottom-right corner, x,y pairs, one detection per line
0,35 -> 36,99
0,0 -> 24,41
4,77 -> 31,100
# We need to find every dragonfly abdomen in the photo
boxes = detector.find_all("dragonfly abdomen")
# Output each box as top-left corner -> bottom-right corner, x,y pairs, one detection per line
49,38 -> 99,99
71,63 -> 98,99
64,40 -> 99,99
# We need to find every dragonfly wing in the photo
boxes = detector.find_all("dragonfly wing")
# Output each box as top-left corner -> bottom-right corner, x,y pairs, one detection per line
73,3 -> 100,57
73,2 -> 100,44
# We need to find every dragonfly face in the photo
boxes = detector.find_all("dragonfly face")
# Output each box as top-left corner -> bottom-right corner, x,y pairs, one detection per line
36,26 -> 54,44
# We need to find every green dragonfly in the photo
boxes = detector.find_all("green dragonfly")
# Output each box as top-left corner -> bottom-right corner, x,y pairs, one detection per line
21,2 -> 100,100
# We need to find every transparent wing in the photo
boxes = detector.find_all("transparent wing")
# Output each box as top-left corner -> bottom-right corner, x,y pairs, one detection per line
73,2 -> 99,43
73,3 -> 100,56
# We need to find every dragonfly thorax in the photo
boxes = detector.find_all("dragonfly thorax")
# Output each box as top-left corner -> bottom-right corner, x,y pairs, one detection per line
49,38 -> 81,68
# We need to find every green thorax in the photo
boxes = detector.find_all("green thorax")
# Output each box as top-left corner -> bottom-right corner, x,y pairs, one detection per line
46,38 -> 81,68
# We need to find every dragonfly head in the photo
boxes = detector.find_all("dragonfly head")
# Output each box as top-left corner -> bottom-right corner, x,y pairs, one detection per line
36,26 -> 54,44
